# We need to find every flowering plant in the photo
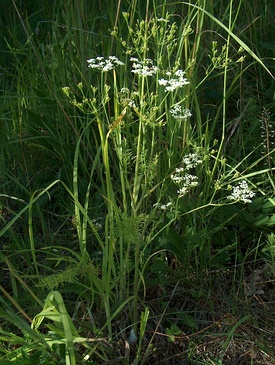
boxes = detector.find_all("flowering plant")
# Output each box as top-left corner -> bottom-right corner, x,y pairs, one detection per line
87,56 -> 124,71
158,69 -> 190,92
228,180 -> 256,203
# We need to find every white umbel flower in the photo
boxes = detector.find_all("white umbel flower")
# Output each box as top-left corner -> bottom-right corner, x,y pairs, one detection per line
158,69 -> 189,92
130,58 -> 159,76
87,56 -> 124,72
228,180 -> 255,203
170,105 -> 192,120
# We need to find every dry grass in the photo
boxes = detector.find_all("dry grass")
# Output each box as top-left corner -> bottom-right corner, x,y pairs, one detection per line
94,262 -> 275,364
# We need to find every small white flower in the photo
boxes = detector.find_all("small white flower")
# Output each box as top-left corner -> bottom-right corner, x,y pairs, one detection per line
87,56 -> 124,72
170,153 -> 203,198
164,78 -> 189,92
171,174 -> 185,183
158,78 -> 168,85
227,180 -> 255,203
182,153 -> 202,170
131,58 -> 159,76
175,69 -> 185,77
158,69 -> 189,92
171,167 -> 199,197
182,174 -> 199,187
177,187 -> 188,197
170,105 -> 192,120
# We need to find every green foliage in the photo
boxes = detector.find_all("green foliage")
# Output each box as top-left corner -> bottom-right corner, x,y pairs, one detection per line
166,324 -> 182,342
1,0 -> 275,363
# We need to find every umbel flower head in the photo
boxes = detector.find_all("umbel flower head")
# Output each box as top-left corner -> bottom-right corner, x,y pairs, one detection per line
227,180 -> 256,203
182,153 -> 203,170
87,56 -> 124,72
171,173 -> 199,197
158,69 -> 190,92
170,105 -> 192,120
170,153 -> 203,198
130,58 -> 159,76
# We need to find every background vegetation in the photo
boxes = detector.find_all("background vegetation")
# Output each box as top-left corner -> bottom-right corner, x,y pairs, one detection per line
0,0 -> 274,364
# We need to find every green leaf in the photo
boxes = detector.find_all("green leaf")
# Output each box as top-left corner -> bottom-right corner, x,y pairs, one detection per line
254,214 -> 271,227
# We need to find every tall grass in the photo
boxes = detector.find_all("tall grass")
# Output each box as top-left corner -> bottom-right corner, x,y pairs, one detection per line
1,0 -> 275,363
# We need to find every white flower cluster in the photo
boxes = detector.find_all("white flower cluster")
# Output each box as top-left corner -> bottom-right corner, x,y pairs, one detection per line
227,180 -> 255,203
130,57 -> 159,76
171,172 -> 199,197
171,153 -> 202,198
170,105 -> 192,120
87,56 -> 124,72
182,153 -> 203,170
158,69 -> 190,92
